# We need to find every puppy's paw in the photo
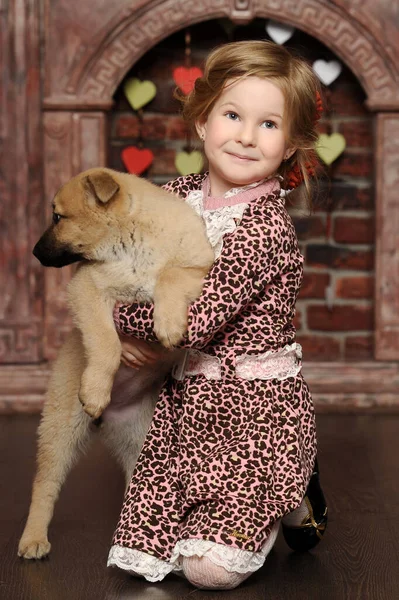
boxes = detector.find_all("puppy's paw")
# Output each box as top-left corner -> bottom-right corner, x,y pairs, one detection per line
18,537 -> 51,559
154,321 -> 186,349
79,372 -> 111,418
78,389 -> 108,419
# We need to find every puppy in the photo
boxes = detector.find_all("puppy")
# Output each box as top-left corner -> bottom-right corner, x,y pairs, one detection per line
18,168 -> 213,559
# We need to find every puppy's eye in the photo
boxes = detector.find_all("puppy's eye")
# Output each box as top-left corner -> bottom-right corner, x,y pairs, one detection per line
53,213 -> 62,224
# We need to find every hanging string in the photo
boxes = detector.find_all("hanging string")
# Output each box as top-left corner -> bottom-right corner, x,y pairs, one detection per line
184,30 -> 192,153
136,108 -> 144,148
324,88 -> 333,240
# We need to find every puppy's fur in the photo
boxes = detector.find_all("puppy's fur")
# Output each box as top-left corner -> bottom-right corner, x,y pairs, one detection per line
18,168 -> 213,559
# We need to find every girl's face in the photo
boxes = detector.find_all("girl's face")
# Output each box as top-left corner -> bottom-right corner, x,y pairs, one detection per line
196,77 -> 295,197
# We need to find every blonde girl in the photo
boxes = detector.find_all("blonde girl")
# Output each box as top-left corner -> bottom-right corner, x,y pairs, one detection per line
108,40 -> 327,590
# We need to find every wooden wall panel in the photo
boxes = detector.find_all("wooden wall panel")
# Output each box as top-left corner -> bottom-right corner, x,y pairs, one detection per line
42,112 -> 106,360
0,0 -> 43,363
375,114 -> 399,359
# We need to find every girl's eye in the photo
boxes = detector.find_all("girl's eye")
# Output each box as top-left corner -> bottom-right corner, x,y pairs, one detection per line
53,213 -> 62,225
262,120 -> 277,129
226,112 -> 239,121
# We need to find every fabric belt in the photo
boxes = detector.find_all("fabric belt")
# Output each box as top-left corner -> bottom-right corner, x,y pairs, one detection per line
172,343 -> 302,382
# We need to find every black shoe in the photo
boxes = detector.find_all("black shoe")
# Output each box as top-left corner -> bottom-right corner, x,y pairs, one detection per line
281,459 -> 328,552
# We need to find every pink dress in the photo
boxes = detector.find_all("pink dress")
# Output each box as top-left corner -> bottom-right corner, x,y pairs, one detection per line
107,174 -> 316,580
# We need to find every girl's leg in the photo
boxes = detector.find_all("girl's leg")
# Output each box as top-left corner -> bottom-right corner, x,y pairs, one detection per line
181,521 -> 280,590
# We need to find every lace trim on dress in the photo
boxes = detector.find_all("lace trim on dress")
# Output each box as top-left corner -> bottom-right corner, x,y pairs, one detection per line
108,523 -> 280,581
235,342 -> 302,381
107,545 -> 177,582
185,189 -> 248,259
185,177 -> 283,259
171,523 -> 280,574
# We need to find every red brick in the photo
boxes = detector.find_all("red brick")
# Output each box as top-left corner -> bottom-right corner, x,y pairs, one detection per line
299,272 -> 330,299
313,182 -> 374,212
329,85 -> 369,117
147,148 -> 184,176
293,308 -> 302,330
344,335 -> 374,360
296,335 -> 341,361
334,216 -> 374,244
292,215 -> 325,240
114,114 -> 188,141
307,305 -> 373,331
317,120 -> 373,149
336,276 -> 374,299
333,152 -> 373,178
337,121 -> 373,149
306,245 -> 374,271
330,183 -> 374,211
334,249 -> 374,271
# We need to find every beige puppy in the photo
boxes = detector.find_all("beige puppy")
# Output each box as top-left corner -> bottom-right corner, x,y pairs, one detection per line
18,168 -> 213,559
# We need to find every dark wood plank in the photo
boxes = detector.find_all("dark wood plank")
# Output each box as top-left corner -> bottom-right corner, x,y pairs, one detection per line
1,414 -> 399,600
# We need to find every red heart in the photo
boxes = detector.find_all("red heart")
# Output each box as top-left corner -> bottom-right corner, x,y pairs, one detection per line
121,147 -> 154,175
173,66 -> 203,95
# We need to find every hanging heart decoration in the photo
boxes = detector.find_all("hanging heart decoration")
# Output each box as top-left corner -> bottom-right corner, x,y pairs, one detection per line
316,133 -> 346,165
312,60 -> 342,86
121,146 -> 154,175
265,20 -> 295,45
173,66 -> 203,95
175,151 -> 203,176
123,78 -> 157,111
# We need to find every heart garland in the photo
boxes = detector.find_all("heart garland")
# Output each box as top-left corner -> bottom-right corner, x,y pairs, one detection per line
312,60 -> 342,86
123,78 -> 157,111
121,146 -> 154,175
316,133 -> 346,165
175,151 -> 203,176
173,66 -> 203,95
121,62 -> 204,176
265,20 -> 295,45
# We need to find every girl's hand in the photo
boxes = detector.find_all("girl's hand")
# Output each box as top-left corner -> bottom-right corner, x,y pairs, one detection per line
118,334 -> 165,369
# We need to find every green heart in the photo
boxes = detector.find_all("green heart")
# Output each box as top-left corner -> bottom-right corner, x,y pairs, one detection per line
123,78 -> 157,111
316,133 -> 346,165
175,151 -> 204,176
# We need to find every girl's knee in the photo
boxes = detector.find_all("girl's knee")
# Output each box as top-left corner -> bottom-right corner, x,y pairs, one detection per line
182,556 -> 249,590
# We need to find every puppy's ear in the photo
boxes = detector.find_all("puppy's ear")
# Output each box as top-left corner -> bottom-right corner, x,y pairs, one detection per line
85,171 -> 120,205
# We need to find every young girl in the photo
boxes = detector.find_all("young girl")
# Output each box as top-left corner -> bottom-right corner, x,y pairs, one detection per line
107,40 -> 327,590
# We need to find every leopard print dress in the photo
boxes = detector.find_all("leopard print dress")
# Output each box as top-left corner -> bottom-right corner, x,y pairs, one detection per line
107,174 -> 317,581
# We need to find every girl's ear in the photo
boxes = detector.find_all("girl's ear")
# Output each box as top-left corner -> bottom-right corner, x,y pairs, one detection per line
195,120 -> 206,141
284,147 -> 297,161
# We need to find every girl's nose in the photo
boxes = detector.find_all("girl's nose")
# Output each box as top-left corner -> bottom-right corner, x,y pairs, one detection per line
236,123 -> 256,146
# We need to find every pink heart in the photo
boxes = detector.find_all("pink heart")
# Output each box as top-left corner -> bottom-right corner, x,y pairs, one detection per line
173,66 -> 203,95
121,147 -> 154,175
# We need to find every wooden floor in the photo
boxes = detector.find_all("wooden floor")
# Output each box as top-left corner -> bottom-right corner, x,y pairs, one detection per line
1,413 -> 399,600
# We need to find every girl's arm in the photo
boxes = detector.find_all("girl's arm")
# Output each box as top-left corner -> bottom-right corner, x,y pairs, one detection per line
115,209 -> 288,350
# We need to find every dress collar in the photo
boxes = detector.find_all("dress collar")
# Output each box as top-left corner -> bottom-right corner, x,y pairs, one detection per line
201,175 -> 281,210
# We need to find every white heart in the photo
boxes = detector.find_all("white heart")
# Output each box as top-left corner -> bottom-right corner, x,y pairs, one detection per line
313,60 -> 342,86
266,20 -> 295,45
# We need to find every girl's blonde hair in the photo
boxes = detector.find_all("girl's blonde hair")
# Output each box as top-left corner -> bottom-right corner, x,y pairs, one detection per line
177,40 -> 322,208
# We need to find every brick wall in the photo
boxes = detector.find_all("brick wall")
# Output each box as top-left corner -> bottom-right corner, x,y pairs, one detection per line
108,19 -> 374,362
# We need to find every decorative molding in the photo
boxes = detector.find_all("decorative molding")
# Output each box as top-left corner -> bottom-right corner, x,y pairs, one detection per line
2,361 -> 399,414
375,114 -> 399,360
230,0 -> 253,23
41,0 -> 399,110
